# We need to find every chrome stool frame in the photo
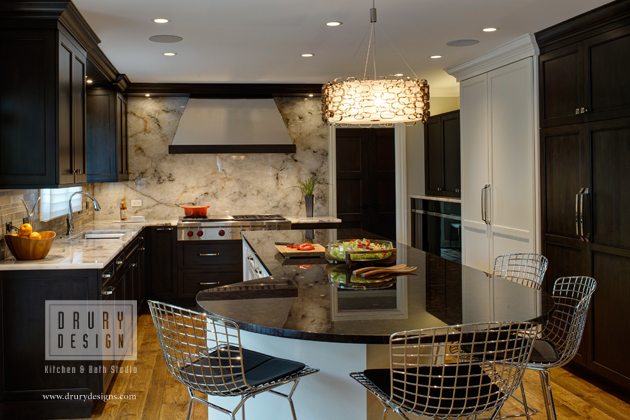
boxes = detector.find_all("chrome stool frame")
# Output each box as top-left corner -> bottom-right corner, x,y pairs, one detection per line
493,253 -> 549,290
519,276 -> 597,420
350,321 -> 538,420
148,300 -> 318,420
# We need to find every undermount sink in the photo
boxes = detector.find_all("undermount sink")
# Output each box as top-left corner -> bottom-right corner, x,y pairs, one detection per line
82,229 -> 128,239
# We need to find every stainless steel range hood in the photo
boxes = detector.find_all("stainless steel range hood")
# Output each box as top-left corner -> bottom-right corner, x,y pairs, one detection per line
169,98 -> 296,154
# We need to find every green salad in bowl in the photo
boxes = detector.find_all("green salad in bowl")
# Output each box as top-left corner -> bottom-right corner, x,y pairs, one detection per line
325,239 -> 394,262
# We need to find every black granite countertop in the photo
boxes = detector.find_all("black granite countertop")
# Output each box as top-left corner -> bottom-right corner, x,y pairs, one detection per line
196,229 -> 552,344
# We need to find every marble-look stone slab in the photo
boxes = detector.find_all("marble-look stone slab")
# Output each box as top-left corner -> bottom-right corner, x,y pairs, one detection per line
93,96 -> 329,221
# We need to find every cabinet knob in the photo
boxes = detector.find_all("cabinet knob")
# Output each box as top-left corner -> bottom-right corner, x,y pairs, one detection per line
73,169 -> 83,175
437,187 -> 442,191
575,108 -> 580,115
102,273 -> 112,279
580,107 -> 588,114
101,286 -> 116,296
455,188 -> 460,193
116,259 -> 123,266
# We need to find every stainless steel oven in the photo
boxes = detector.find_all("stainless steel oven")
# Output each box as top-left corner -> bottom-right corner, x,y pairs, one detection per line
411,199 -> 461,263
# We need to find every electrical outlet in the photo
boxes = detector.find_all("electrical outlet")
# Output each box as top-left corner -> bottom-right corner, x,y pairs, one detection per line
131,199 -> 142,207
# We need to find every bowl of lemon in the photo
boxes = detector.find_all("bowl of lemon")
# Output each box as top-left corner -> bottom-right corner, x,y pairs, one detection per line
4,223 -> 56,260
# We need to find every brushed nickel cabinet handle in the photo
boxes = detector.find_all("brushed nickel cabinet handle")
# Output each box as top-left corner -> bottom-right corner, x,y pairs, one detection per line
575,189 -> 582,239
102,273 -> 112,279
484,184 -> 491,225
199,282 -> 220,286
199,253 -> 219,257
101,286 -> 115,296
156,227 -> 173,231
580,187 -> 590,242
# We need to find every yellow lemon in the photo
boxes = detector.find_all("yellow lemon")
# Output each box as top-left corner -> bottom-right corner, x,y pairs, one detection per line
18,223 -> 33,237
29,231 -> 42,240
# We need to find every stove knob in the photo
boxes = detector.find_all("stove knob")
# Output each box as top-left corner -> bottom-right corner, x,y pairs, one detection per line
197,230 -> 204,237
218,229 -> 226,237
187,230 -> 194,238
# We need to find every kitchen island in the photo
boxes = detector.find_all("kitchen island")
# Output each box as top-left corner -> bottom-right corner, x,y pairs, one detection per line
196,229 -> 552,420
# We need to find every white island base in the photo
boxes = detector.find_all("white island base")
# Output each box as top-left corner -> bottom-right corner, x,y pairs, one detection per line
206,330 -> 403,420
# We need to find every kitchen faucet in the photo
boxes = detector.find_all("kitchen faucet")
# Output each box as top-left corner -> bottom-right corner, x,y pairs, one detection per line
67,191 -> 101,235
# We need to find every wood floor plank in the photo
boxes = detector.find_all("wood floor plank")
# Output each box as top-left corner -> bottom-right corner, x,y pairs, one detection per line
91,314 -> 630,420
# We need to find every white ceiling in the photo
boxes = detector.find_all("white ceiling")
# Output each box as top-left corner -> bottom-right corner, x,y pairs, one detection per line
74,0 -> 612,96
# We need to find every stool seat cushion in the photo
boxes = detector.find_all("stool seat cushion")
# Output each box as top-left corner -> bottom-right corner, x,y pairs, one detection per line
179,346 -> 305,393
362,364 -> 502,417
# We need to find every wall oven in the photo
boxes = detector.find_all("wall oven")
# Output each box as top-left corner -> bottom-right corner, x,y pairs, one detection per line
411,198 -> 461,263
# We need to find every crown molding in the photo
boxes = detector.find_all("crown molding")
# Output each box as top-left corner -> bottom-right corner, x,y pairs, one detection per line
446,34 -> 539,82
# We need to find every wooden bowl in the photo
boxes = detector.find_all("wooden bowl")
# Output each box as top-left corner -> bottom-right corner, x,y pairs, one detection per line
4,231 -> 56,260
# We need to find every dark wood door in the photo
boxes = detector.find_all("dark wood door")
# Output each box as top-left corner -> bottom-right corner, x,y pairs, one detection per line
442,112 -> 461,195
87,90 -> 116,182
540,44 -> 584,128
424,116 -> 444,195
146,227 -> 177,300
336,128 -> 396,241
586,27 -> 630,122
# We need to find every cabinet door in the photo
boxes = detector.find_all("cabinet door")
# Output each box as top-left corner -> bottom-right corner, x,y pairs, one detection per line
58,37 -> 75,185
460,74 -> 491,271
489,58 -> 537,259
86,90 -> 116,182
116,94 -> 129,181
540,44 -> 584,127
0,30 -> 57,187
541,125 -> 588,240
442,112 -> 461,196
71,50 -> 87,184
586,27 -> 630,122
424,116 -> 444,195
147,227 -> 177,299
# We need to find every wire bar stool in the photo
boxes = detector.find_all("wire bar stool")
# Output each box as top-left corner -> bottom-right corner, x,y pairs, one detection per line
518,276 -> 597,420
493,253 -> 549,290
350,321 -> 538,419
148,300 -> 318,420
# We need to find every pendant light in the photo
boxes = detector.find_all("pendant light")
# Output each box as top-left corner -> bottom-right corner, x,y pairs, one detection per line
322,0 -> 430,126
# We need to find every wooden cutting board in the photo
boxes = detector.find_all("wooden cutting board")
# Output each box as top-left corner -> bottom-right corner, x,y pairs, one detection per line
274,243 -> 326,258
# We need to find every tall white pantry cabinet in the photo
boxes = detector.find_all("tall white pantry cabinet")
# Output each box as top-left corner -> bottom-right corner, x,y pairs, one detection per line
447,34 -> 540,272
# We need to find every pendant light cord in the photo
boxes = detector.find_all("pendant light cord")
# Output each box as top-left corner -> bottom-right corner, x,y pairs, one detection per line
363,0 -> 378,80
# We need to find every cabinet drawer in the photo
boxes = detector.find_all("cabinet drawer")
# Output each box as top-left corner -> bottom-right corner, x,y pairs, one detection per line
181,242 -> 242,267
180,269 -> 242,297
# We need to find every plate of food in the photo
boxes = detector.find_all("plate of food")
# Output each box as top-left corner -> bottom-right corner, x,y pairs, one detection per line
325,239 -> 395,263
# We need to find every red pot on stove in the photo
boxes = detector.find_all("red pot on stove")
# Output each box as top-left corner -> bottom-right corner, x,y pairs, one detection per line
180,204 -> 210,218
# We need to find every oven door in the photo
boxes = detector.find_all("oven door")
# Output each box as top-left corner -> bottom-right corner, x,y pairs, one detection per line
412,200 -> 461,263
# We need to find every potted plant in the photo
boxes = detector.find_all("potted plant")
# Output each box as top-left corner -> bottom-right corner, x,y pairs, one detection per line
297,175 -> 319,217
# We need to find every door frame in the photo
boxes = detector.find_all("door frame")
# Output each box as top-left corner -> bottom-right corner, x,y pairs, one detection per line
328,125 -> 410,244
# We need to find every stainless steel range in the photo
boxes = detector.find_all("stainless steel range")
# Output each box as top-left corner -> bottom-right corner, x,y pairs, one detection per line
176,214 -> 291,241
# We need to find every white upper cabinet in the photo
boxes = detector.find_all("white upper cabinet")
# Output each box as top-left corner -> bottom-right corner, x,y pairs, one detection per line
448,34 -> 540,272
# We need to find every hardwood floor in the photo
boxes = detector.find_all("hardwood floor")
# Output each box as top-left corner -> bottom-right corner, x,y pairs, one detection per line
91,314 -> 630,420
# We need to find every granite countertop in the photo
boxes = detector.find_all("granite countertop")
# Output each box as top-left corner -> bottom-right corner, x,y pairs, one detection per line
0,219 -> 176,271
197,229 -> 552,344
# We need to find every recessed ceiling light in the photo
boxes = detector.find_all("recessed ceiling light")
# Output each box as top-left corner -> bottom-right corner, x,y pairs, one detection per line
163,52 -> 177,56
145,93 -> 151,97
301,53 -> 314,58
86,78 -> 93,84
430,55 -> 442,59
394,73 -> 404,77
153,18 -> 169,24
483,27 -> 498,32
326,21 -> 342,27
446,39 -> 480,47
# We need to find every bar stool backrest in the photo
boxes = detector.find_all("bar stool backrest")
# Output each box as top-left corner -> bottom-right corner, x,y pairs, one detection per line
540,276 -> 597,368
389,321 -> 537,418
493,253 -> 549,290
148,300 -> 249,396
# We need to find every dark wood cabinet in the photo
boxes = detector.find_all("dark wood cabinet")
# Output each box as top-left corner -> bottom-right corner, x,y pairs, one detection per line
425,254 -> 462,325
537,0 -> 630,393
424,111 -> 460,197
86,89 -> 129,182
146,227 -> 177,300
0,28 -> 87,188
177,241 -> 242,299
540,23 -> 630,128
